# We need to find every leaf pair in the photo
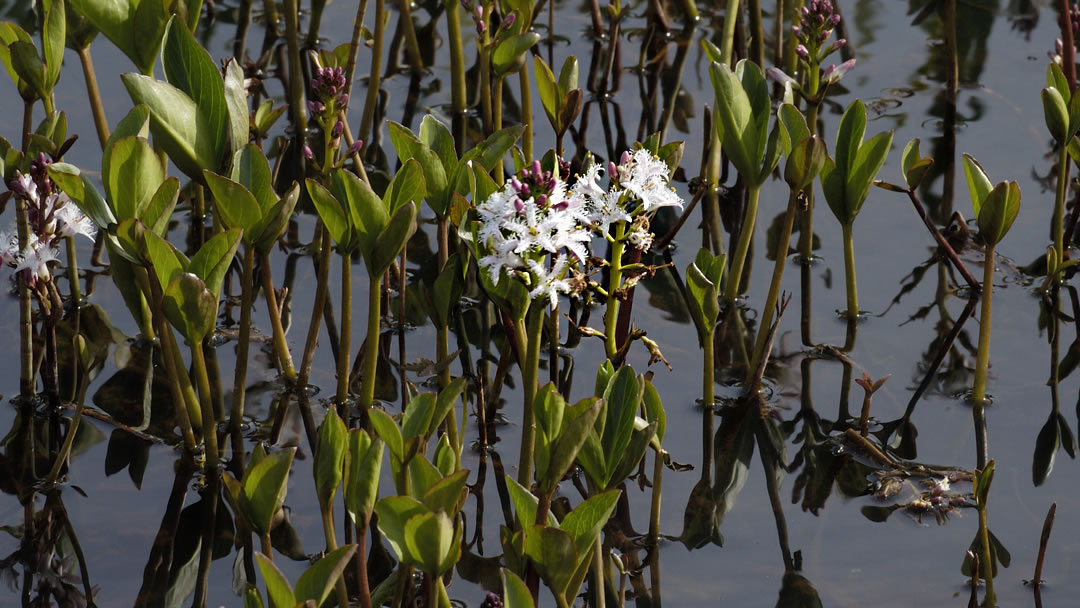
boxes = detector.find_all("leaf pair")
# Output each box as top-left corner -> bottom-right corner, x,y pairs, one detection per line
534,55 -> 582,141
205,145 -> 300,253
123,17 -> 248,181
69,0 -> 198,75
531,384 -> 604,494
491,11 -> 540,77
143,227 -> 242,342
1042,63 -> 1080,144
685,249 -> 726,340
578,365 -> 658,490
255,545 -> 356,608
306,165 -> 419,276
502,479 -> 620,603
961,154 -> 1021,247
388,116 -> 522,217
224,445 -> 296,538
368,379 -> 467,482
0,0 -> 63,102
776,104 -> 827,191
374,470 -> 470,576
709,59 -> 782,188
820,99 -> 893,226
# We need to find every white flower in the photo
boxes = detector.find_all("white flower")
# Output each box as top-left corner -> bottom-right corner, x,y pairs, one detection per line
0,229 -> 18,266
14,237 -> 59,284
627,223 -> 654,251
11,172 -> 38,204
527,257 -> 571,309
822,58 -> 856,85
621,149 -> 683,213
55,202 -> 97,240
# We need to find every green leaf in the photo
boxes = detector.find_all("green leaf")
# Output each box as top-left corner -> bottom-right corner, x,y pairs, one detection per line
401,392 -> 437,441
383,158 -> 426,215
9,41 -> 46,100
314,409 -> 347,506
976,181 -> 1021,246
242,448 -> 296,536
163,273 -> 216,341
783,134 -> 826,191
901,138 -> 932,190
543,397 -> 603,493
557,56 -> 579,97
1033,411 -> 1059,486
107,136 -> 164,221
405,511 -> 459,575
1043,87 -> 1070,143
294,545 -> 357,607
42,0 -> 65,90
534,55 -> 559,130
777,103 -> 810,157
161,17 -> 227,166
143,231 -> 187,289
975,460 -> 995,508
685,259 -> 719,339
369,409 -> 404,462
597,368 -> 639,484
0,22 -> 34,98
419,116 -> 457,176
559,489 -> 619,555
431,255 -> 462,328
387,121 -> 448,207
492,32 -> 541,77
205,171 -> 262,237
834,99 -> 867,177
845,129 -> 893,219
251,183 -> 300,252
408,453 -> 442,498
143,178 -> 181,236
421,469 -> 469,514
501,569 -> 534,608
962,153 -> 993,217
254,552 -> 295,608
187,228 -> 243,299
374,496 -> 428,562
102,106 -> 151,187
122,73 -> 217,180
506,475 -> 558,528
523,526 -> 577,595
1049,62 -> 1071,99
223,59 -> 249,154
306,179 -> 351,247
431,377 -> 467,437
368,201 -> 417,277
708,61 -> 756,180
345,431 -> 384,524
642,379 -> 666,443
334,169 -> 388,255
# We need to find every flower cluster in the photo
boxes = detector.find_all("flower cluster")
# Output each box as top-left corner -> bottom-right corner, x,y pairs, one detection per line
789,0 -> 854,88
476,161 -> 591,308
306,66 -> 362,158
571,148 -> 684,244
4,154 -> 95,284
1050,3 -> 1080,65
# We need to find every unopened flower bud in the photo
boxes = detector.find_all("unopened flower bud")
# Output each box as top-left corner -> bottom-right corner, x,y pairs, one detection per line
474,5 -> 483,21
332,120 -> 344,138
531,160 -> 543,177
819,29 -> 831,42
536,194 -> 548,208
791,25 -> 801,36
461,0 -> 472,11
338,93 -> 349,108
835,38 -> 847,48
348,139 -> 364,155
477,20 -> 487,34
503,12 -> 516,27
607,161 -> 618,178
831,13 -> 841,25
307,100 -> 325,116
796,44 -> 809,60
620,150 -> 631,165
303,145 -> 314,160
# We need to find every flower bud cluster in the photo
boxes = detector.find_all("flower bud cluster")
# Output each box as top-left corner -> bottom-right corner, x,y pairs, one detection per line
307,66 -> 350,144
792,0 -> 845,65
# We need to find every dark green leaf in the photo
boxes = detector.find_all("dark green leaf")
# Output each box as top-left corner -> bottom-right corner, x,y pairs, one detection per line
492,33 -> 541,77
122,73 -> 215,179
523,526 -> 576,595
558,489 -> 619,555
254,552 -> 295,608
223,59 -> 249,154
242,448 -> 296,536
205,171 -> 261,237
345,430 -> 383,524
401,392 -> 437,441
187,227 -> 243,299
294,545 -> 357,607
369,202 -> 417,277
501,569 -> 534,608
369,408 -> 404,462
163,273 -> 216,341
1033,411 -> 1059,486
161,17 -> 226,166
421,469 -> 469,514
315,409 -> 347,505
306,178 -> 351,247
962,153 -> 992,217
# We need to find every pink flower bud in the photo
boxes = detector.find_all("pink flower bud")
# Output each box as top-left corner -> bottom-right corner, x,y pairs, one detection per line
607,161 -> 618,178
831,13 -> 841,25
796,44 -> 810,60
303,145 -> 314,160
332,120 -> 344,138
348,139 -> 364,155
503,12 -> 516,27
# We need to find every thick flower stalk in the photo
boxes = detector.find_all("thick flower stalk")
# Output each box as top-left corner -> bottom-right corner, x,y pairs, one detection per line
572,148 -> 684,359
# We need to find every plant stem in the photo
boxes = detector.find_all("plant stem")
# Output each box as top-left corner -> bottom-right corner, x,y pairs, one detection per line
720,0 -> 741,65
592,534 -> 606,608
398,0 -> 424,70
338,253 -> 352,404
703,329 -> 714,406
359,273 -> 383,409
605,223 -> 626,359
44,360 -> 90,485
479,41 -> 493,136
230,247 -> 255,464
261,532 -> 274,562
493,75 -> 505,183
1054,144 -> 1069,257
979,498 -> 994,602
320,502 -> 352,608
747,0 -> 764,66
77,46 -> 109,149
972,245 -> 995,405
190,342 -> 220,471
747,190 -> 797,382
283,0 -> 308,137
358,0 -> 386,144
516,306 -> 543,486
357,521 -> 372,608
724,185 -> 761,301
142,267 -> 200,447
447,0 -> 467,153
519,62 -> 533,160
298,228 -> 333,387
648,448 -> 663,540
841,221 -> 858,319
16,127 -> 32,397
259,251 -> 298,382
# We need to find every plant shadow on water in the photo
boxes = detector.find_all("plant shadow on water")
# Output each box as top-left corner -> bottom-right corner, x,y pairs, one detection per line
1,0 -> 1080,607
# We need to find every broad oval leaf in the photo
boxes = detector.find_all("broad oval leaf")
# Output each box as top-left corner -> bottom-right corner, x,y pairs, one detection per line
492,32 -> 541,77
294,545 -> 357,607
314,408 -> 347,506
242,447 -> 296,536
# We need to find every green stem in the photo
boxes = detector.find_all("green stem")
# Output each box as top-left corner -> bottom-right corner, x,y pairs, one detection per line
191,341 -> 220,471
447,0 -> 467,153
519,62 -> 533,160
493,75 -> 505,183
259,251 -> 298,382
972,245 -> 995,405
979,500 -> 994,602
141,267 -> 200,446
231,246 -> 255,463
748,0 -> 764,66
338,253 -> 352,404
305,0 -> 327,48
516,306 -> 543,486
841,221 -> 858,319
479,42 -> 493,137
724,185 -> 761,301
320,501 -> 352,608
398,0 -> 424,70
359,273 -> 383,409
1055,143 -> 1069,257
747,191 -> 797,382
592,533 -> 606,608
703,329 -> 714,406
358,0 -> 386,143
648,448 -> 663,540
605,224 -> 626,359
720,0 -> 742,65
44,363 -> 91,485
298,228 -> 333,387
77,46 -> 109,149
283,0 -> 308,137
261,532 -> 274,562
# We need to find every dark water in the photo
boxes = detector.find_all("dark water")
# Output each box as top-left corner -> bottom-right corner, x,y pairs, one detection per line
1,0 -> 1078,606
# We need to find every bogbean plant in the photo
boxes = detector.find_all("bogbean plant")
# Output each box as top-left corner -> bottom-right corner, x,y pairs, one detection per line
0,0 -> 1040,606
